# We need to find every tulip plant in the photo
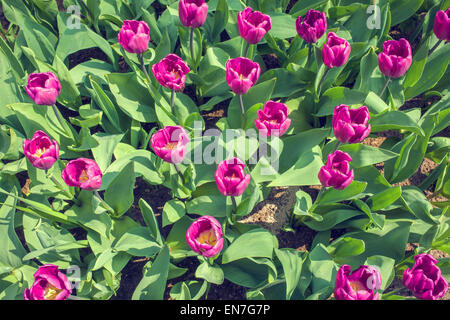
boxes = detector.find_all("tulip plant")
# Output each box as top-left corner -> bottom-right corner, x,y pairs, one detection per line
0,0 -> 449,302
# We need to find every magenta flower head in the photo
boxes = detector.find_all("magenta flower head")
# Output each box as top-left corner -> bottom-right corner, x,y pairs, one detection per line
226,57 -> 261,95
215,157 -> 251,197
318,150 -> 354,190
61,158 -> 102,190
332,105 -> 371,144
254,100 -> 291,137
24,264 -> 72,300
152,54 -> 190,92
433,8 -> 450,42
179,0 -> 209,28
118,20 -> 150,54
378,38 -> 412,79
403,253 -> 449,300
334,265 -> 382,300
237,7 -> 272,45
296,9 -> 327,43
23,130 -> 59,170
151,126 -> 190,164
322,32 -> 351,68
25,72 -> 61,106
186,215 -> 224,258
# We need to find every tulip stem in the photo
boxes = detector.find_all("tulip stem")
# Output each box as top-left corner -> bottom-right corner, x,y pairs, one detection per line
231,196 -> 237,213
190,27 -> 195,65
334,141 -> 341,152
171,89 -> 176,114
244,42 -> 251,58
239,94 -> 245,116
45,170 -> 78,203
51,104 -> 72,139
379,76 -> 391,98
317,68 -> 330,96
139,54 -> 150,83
306,43 -> 312,69
428,40 -> 442,56
94,190 -> 115,214
173,163 -> 184,182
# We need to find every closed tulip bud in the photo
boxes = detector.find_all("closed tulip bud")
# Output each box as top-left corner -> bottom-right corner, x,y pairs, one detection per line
152,54 -> 190,91
23,130 -> 59,170
61,158 -> 102,190
433,8 -> 450,42
334,265 -> 382,300
296,9 -> 327,43
25,72 -> 61,106
151,126 -> 190,164
215,157 -> 251,197
237,7 -> 272,44
254,100 -> 291,137
118,20 -> 150,54
403,253 -> 449,300
186,215 -> 224,258
332,105 -> 371,144
318,150 -> 354,190
378,38 -> 412,78
322,32 -> 351,68
226,57 -> 261,95
24,264 -> 72,300
179,0 -> 209,28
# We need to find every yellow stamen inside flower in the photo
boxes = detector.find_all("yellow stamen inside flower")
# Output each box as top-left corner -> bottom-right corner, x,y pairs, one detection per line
166,142 -> 178,150
349,281 -> 366,292
43,284 -> 63,300
197,229 -> 217,246
34,147 -> 47,158
79,170 -> 89,183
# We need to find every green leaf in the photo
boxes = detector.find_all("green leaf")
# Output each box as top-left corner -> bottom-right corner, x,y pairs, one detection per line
114,226 -> 160,257
275,248 -> 303,300
367,186 -> 402,211
89,76 -> 121,130
195,261 -> 225,285
327,237 -> 365,260
104,161 -> 135,218
132,245 -> 170,300
222,228 -> 274,264
401,186 -> 439,225
162,199 -> 186,227
316,87 -> 367,116
370,111 -> 424,136
318,181 -> 367,205
364,255 -> 395,291
139,199 -> 163,245
339,143 -> 399,168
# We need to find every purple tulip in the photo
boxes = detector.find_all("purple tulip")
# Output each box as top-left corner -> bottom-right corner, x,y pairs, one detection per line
332,105 -> 371,144
237,7 -> 272,45
186,215 -> 224,258
403,253 -> 449,300
179,0 -> 209,28
226,57 -> 261,95
118,20 -> 150,54
215,157 -> 251,197
296,9 -> 327,43
151,126 -> 190,164
322,32 -> 351,68
254,100 -> 291,137
433,8 -> 450,42
318,150 -> 354,190
152,54 -> 190,92
24,264 -> 72,300
25,72 -> 61,106
378,38 -> 412,79
334,265 -> 382,300
23,130 -> 59,170
61,158 -> 102,190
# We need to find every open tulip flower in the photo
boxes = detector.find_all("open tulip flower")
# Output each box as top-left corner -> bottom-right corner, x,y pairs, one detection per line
25,72 -> 61,106
318,150 -> 354,190
61,158 -> 102,191
118,20 -> 150,54
179,0 -> 208,28
254,100 -> 291,137
237,7 -> 272,45
403,253 -> 449,300
226,57 -> 261,96
296,9 -> 327,44
433,8 -> 450,43
151,126 -> 190,164
186,215 -> 224,258
332,105 -> 371,144
23,130 -> 59,170
215,157 -> 251,197
322,32 -> 351,69
152,54 -> 190,92
24,264 -> 72,300
334,265 -> 382,300
378,38 -> 412,79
